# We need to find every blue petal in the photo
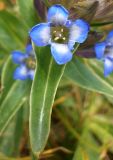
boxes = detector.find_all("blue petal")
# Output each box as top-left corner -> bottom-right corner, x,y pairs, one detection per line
68,19 -> 89,48
51,43 -> 72,65
26,44 -> 35,57
65,20 -> 72,28
26,44 -> 33,54
28,70 -> 35,80
106,30 -> 113,45
12,51 -> 27,64
29,23 -> 51,47
104,46 -> 113,59
104,58 -> 113,77
14,65 -> 29,80
47,4 -> 69,25
94,42 -> 106,59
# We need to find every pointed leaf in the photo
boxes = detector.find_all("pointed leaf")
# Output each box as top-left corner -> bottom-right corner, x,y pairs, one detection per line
30,46 -> 66,154
65,57 -> 113,97
0,80 -> 31,135
17,0 -> 37,27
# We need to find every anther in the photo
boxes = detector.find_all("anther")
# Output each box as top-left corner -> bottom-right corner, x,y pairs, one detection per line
63,37 -> 66,40
59,34 -> 62,37
61,29 -> 63,32
54,37 -> 59,41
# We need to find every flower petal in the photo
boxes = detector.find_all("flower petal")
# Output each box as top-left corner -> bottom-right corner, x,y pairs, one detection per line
29,23 -> 51,46
65,20 -> 72,28
105,45 -> 113,59
104,58 -> 113,77
47,4 -> 69,25
28,69 -> 35,80
12,51 -> 27,64
26,44 -> 33,54
14,65 -> 28,80
51,43 -> 72,65
26,44 -> 35,57
68,19 -> 89,48
94,42 -> 106,59
106,30 -> 113,45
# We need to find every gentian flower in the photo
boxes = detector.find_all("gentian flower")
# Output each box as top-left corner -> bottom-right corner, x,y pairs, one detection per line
12,44 -> 35,80
95,30 -> 113,77
29,4 -> 89,65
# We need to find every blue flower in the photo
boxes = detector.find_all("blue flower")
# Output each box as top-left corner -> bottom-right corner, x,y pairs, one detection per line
95,30 -> 113,77
29,4 -> 89,65
12,44 -> 35,80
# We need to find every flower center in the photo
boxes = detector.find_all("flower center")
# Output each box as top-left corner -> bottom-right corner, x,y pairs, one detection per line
25,57 -> 36,69
51,26 -> 69,43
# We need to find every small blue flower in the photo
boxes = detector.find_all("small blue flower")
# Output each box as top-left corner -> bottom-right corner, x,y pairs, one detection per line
12,44 -> 35,80
95,30 -> 113,77
29,4 -> 89,65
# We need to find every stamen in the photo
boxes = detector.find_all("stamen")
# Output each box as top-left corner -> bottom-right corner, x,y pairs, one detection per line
54,37 -> 59,41
25,57 -> 36,69
51,26 -> 68,43
61,29 -> 63,32
59,34 -> 62,37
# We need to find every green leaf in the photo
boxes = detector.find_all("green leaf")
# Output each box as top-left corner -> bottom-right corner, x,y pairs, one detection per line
12,107 -> 24,156
91,21 -> 113,27
17,0 -> 37,27
65,57 -> 113,97
0,10 -> 27,53
73,129 -> 100,160
30,46 -> 66,154
0,1 -> 36,56
1,56 -> 14,87
0,80 -> 31,135
0,107 -> 24,156
89,122 -> 113,152
0,56 -> 15,103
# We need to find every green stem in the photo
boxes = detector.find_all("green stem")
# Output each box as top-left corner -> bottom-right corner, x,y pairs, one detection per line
73,43 -> 80,54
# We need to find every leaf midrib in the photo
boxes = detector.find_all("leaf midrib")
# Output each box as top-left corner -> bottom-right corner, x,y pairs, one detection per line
39,58 -> 53,126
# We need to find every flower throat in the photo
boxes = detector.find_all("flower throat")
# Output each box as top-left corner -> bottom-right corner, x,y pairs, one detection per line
51,26 -> 69,43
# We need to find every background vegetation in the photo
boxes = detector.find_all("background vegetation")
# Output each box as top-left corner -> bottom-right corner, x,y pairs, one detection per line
0,0 -> 113,159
